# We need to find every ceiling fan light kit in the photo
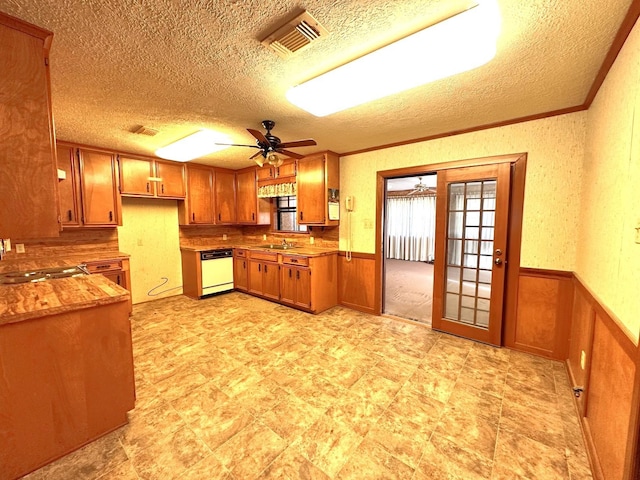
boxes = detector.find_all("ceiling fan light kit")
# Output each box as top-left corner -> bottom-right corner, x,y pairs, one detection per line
155,129 -> 231,162
286,0 -> 501,116
216,119 -> 317,167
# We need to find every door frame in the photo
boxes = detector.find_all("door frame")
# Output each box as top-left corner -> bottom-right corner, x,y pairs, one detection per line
374,152 -> 527,344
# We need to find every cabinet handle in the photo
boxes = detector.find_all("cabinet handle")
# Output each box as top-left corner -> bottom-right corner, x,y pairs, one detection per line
276,167 -> 280,177
161,184 -> 165,194
252,212 -> 255,221
109,211 -> 113,222
146,182 -> 150,192
265,265 -> 268,273
192,213 -> 195,222
300,211 -> 303,221
218,213 -> 221,221
258,264 -> 261,272
243,261 -> 246,269
291,258 -> 298,263
289,269 -> 292,278
67,210 -> 72,221
296,271 -> 300,280
117,274 -> 121,285
96,264 -> 110,270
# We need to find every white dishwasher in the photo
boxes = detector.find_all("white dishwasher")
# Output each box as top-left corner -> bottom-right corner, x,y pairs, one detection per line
200,249 -> 234,297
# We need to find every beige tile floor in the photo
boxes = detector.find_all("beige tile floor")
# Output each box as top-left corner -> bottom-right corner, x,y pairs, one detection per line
25,293 -> 593,480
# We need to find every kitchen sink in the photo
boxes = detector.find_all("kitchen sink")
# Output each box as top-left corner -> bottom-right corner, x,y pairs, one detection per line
257,244 -> 299,250
0,265 -> 89,285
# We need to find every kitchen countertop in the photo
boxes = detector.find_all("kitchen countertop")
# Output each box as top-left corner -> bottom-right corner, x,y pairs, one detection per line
0,274 -> 130,326
0,251 -> 130,275
180,244 -> 339,257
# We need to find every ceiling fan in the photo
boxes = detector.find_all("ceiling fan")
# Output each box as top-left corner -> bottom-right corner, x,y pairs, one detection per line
216,120 -> 317,167
408,177 -> 435,195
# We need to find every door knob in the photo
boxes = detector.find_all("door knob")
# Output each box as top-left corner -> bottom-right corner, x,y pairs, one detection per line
494,258 -> 503,266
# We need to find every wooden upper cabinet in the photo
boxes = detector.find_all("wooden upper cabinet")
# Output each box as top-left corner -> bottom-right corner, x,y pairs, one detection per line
276,159 -> 297,179
156,160 -> 185,198
77,149 -> 121,226
56,144 -> 81,227
297,151 -> 340,226
180,164 -> 214,225
214,169 -> 236,224
236,167 -> 271,225
119,156 -> 155,196
256,166 -> 276,181
0,14 -> 60,238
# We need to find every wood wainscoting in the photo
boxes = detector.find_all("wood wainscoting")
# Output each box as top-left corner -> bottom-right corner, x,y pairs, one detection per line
505,267 -> 574,360
337,252 -> 376,314
567,275 -> 640,480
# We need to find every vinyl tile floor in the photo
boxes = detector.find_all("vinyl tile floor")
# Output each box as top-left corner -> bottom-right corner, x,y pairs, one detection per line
25,293 -> 592,480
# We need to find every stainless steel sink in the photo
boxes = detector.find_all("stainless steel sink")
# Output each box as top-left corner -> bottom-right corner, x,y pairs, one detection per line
0,265 -> 88,285
257,244 -> 299,250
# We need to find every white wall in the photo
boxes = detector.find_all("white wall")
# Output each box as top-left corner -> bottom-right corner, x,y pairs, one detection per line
118,197 -> 183,304
577,18 -> 640,343
339,112 -> 587,271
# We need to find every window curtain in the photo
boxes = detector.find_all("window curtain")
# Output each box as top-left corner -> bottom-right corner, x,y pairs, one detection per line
385,195 -> 436,262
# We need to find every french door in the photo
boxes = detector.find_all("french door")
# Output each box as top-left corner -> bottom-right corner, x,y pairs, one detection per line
432,163 -> 510,345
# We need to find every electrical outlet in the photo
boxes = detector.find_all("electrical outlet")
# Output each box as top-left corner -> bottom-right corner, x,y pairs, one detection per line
137,239 -> 143,246
223,234 -> 228,240
3,238 -> 10,252
263,234 -> 267,241
363,218 -> 374,230
309,236 -> 315,245
635,219 -> 640,244
16,243 -> 25,254
580,350 -> 586,370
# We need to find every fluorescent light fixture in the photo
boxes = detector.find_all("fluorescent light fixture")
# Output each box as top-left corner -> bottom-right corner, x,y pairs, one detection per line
155,129 -> 231,162
286,0 -> 501,116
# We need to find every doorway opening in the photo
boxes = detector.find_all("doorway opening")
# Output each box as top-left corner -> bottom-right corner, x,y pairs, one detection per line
383,173 -> 437,325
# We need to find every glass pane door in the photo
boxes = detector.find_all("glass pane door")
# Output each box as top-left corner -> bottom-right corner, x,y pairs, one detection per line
432,163 -> 510,345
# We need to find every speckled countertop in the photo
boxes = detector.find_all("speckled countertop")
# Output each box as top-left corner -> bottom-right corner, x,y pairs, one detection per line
0,275 -> 130,325
180,244 -> 338,257
0,251 -> 130,275
0,251 -> 131,325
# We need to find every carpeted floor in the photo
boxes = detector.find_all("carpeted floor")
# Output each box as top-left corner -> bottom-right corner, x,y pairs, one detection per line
384,259 -> 433,325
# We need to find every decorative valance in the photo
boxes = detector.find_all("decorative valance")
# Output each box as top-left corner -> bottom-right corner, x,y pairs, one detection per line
257,182 -> 297,198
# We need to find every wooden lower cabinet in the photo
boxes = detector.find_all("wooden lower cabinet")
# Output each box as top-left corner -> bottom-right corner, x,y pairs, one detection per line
233,250 -> 248,292
248,258 -> 279,301
85,258 -> 131,312
0,300 -> 134,480
280,265 -> 311,309
242,250 -> 337,313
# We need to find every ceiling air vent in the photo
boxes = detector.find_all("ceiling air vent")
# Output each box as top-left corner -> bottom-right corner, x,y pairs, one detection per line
132,125 -> 159,137
261,11 -> 328,58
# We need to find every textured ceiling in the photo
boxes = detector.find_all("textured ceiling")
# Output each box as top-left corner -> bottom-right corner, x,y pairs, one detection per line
0,0 -> 633,169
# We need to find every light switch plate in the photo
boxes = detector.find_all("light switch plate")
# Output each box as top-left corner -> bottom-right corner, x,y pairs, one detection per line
16,243 -> 25,254
3,238 -> 10,252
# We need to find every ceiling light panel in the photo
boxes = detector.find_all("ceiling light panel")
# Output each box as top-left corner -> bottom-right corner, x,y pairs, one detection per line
286,0 -> 501,117
155,129 -> 230,162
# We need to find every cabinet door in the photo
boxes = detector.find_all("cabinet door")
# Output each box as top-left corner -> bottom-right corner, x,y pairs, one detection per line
102,271 -> 122,286
262,262 -> 280,301
297,154 -> 326,224
233,257 -> 248,292
236,169 -> 257,224
295,268 -> 312,309
56,145 -> 81,227
119,156 -> 155,196
0,20 -> 60,238
78,149 -> 120,226
186,165 -> 214,224
280,266 -> 296,305
248,260 -> 263,295
215,170 -> 236,224
156,160 -> 186,198
256,166 -> 275,181
276,160 -> 297,179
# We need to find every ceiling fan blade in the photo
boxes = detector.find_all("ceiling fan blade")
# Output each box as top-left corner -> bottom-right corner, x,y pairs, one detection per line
247,128 -> 270,145
277,149 -> 304,159
215,142 -> 260,148
249,150 -> 264,160
277,139 -> 317,148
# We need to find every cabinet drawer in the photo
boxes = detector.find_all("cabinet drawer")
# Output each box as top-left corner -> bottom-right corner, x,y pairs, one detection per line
85,260 -> 122,273
281,255 -> 309,267
249,251 -> 278,262
234,249 -> 247,258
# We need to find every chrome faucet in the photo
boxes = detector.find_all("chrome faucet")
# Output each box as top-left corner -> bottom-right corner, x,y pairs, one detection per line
282,238 -> 288,246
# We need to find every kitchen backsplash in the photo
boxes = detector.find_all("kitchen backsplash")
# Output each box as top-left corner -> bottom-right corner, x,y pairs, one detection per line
1,229 -> 119,259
